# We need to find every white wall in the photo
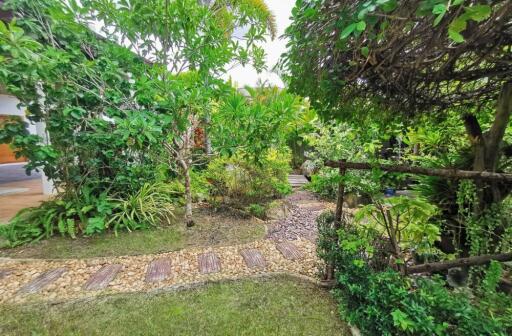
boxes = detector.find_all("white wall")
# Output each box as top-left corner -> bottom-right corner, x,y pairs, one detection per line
0,94 -> 54,194
0,94 -> 37,134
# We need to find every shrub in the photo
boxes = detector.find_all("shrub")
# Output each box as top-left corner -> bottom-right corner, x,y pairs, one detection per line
246,203 -> 266,219
166,170 -> 211,203
317,211 -> 509,336
108,182 -> 179,233
304,169 -> 341,200
205,149 -> 292,207
0,182 -> 179,246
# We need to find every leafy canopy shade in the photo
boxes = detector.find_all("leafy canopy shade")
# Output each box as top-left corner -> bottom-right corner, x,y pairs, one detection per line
281,0 -> 512,115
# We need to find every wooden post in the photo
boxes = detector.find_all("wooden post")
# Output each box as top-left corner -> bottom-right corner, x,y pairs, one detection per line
326,160 -> 347,282
334,159 -> 347,226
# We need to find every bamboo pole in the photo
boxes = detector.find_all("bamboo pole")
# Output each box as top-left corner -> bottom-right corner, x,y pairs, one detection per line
407,253 -> 512,274
324,161 -> 512,182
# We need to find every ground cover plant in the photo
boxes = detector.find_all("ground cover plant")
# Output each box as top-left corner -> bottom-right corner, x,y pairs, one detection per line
0,207 -> 266,259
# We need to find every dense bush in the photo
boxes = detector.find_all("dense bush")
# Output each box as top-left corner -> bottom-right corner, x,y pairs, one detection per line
205,149 -> 292,208
317,211 -> 511,336
0,182 -> 179,247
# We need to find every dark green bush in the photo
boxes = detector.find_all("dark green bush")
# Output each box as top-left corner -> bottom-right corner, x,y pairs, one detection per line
317,211 -> 510,336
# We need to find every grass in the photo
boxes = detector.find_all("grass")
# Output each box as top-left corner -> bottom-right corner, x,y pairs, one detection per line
0,276 -> 349,336
0,207 -> 265,259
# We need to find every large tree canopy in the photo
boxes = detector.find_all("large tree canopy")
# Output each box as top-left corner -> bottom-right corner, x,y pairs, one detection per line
281,0 -> 512,115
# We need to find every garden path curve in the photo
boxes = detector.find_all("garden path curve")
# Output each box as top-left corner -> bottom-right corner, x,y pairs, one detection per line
0,189 -> 332,304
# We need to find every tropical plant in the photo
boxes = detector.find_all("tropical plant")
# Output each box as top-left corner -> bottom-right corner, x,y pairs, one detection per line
316,212 -> 510,336
108,182 -> 178,233
355,196 -> 441,273
205,149 -> 292,208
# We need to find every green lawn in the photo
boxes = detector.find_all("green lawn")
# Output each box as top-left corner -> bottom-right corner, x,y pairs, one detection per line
0,207 -> 265,259
0,276 -> 349,336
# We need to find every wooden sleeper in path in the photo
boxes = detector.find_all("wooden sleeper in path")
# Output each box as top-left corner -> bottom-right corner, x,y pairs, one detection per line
0,269 -> 12,280
145,258 -> 172,283
276,242 -> 303,260
198,252 -> 221,274
84,264 -> 122,290
18,267 -> 67,294
240,249 -> 266,268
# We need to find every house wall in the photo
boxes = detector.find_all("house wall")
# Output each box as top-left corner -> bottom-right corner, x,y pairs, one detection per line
0,93 -> 54,194
0,94 -> 37,133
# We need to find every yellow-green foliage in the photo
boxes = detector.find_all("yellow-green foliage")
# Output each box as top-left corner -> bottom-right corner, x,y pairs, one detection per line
205,149 -> 292,206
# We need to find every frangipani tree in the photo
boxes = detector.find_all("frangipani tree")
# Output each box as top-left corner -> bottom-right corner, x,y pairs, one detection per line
78,0 -> 277,224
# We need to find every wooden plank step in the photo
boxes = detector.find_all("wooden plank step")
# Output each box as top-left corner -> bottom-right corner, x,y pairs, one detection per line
84,264 -> 122,290
198,252 -> 221,274
298,203 -> 325,211
18,268 -> 66,294
0,269 -> 12,280
240,249 -> 266,268
276,242 -> 303,260
145,258 -> 172,283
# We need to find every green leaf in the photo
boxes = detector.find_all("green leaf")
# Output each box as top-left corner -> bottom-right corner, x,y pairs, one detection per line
340,23 -> 357,39
379,0 -> 397,13
361,46 -> 369,57
432,4 -> 447,26
356,21 -> 367,32
448,29 -> 464,43
465,5 -> 491,22
450,16 -> 467,33
432,4 -> 446,15
303,8 -> 317,19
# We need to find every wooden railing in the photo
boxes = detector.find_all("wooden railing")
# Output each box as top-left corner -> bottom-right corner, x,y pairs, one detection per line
324,159 -> 512,279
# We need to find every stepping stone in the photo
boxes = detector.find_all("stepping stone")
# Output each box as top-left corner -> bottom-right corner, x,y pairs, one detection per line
18,268 -> 67,294
198,252 -> 221,274
84,264 -> 122,290
0,269 -> 12,280
288,174 -> 309,187
276,242 -> 303,260
298,203 -> 325,211
145,258 -> 172,283
240,249 -> 266,268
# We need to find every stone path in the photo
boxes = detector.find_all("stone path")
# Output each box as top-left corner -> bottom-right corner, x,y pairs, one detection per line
0,238 -> 320,304
0,189 -> 332,304
267,190 -> 335,242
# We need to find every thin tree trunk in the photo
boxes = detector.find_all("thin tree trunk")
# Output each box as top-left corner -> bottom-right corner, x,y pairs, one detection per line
182,160 -> 194,227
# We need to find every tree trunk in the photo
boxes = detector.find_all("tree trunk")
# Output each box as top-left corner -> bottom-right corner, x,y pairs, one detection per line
175,115 -> 197,228
182,160 -> 194,227
464,82 -> 512,253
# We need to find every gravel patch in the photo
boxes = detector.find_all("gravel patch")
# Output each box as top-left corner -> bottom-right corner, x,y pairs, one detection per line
267,191 -> 335,242
0,191 -> 336,304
